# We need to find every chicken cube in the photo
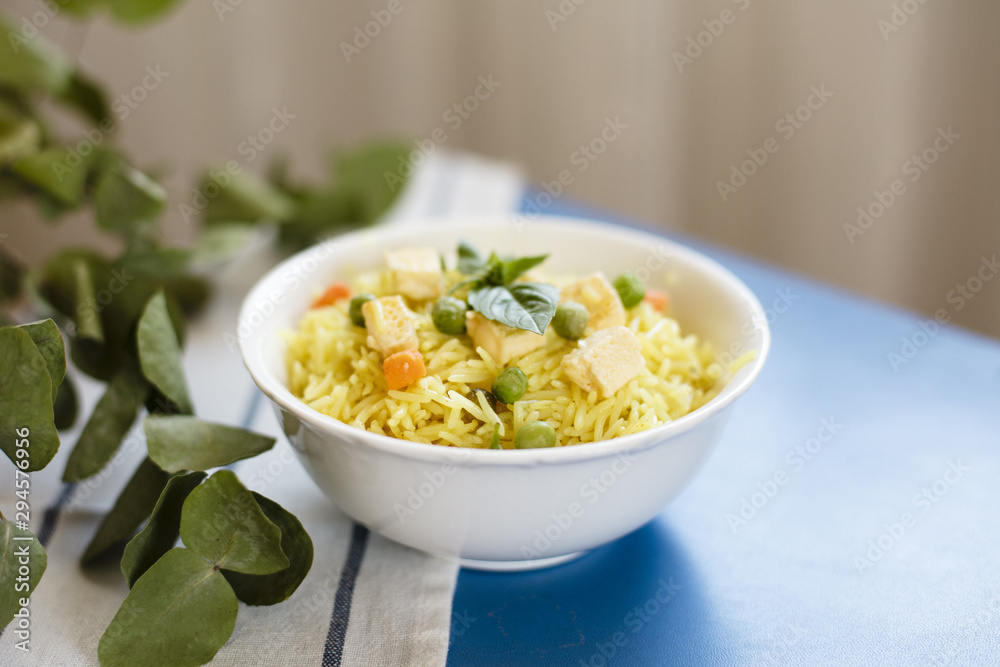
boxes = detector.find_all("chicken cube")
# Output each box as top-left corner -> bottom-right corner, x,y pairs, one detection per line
561,326 -> 645,397
362,296 -> 419,356
466,312 -> 546,366
386,247 -> 442,300
559,272 -> 625,331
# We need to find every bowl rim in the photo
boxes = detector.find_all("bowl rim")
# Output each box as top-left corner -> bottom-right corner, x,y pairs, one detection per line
238,215 -> 771,466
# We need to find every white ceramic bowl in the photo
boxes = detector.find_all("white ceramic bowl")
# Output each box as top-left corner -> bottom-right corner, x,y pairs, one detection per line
239,216 -> 770,570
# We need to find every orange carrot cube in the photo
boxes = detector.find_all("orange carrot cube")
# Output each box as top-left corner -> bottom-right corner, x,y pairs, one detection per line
643,289 -> 670,311
311,283 -> 351,308
383,349 -> 426,390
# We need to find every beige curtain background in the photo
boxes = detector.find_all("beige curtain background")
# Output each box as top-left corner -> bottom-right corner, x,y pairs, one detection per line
4,0 -> 999,337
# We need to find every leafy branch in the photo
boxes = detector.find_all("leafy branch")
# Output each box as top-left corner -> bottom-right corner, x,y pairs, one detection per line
0,3 -> 409,664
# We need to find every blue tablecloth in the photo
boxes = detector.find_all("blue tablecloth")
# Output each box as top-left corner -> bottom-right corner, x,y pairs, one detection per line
447,197 -> 1000,666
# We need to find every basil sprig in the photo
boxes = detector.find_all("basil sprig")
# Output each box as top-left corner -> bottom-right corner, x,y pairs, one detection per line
454,241 -> 558,335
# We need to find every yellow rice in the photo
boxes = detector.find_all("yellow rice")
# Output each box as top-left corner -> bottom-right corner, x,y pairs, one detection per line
286,270 -> 743,449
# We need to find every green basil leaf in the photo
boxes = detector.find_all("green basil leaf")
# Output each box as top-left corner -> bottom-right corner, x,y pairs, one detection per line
122,471 -> 207,588
223,492 -> 313,606
82,457 -> 170,563
0,327 -> 59,471
118,248 -> 190,278
144,415 -> 275,473
16,319 -> 65,401
63,368 -> 146,482
468,282 -> 559,335
53,375 -> 79,431
98,548 -> 237,667
500,254 -> 548,285
179,470 -> 289,574
137,291 -> 192,414
94,163 -> 166,233
11,147 -> 90,206
0,516 -> 47,630
191,223 -> 256,266
457,240 -> 485,275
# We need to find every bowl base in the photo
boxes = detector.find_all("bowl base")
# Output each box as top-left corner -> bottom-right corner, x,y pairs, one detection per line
456,551 -> 587,572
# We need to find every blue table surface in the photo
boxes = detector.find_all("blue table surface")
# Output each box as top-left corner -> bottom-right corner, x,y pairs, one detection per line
447,196 -> 1000,666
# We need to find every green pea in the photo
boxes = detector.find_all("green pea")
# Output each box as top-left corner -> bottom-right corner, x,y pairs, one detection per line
432,296 -> 468,335
514,421 -> 557,449
613,273 -> 645,309
492,367 -> 528,404
552,301 -> 588,340
349,293 -> 376,327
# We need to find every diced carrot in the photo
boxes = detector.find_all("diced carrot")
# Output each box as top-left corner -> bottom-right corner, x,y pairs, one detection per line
644,289 -> 670,311
311,283 -> 351,308
383,349 -> 426,390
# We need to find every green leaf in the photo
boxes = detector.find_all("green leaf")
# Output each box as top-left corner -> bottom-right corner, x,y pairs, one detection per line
57,71 -> 111,125
11,147 -> 90,206
109,0 -> 185,24
457,240 -> 485,275
122,472 -> 206,588
277,188 -> 356,249
16,319 -> 65,401
118,248 -> 191,278
0,18 -> 73,93
98,548 -> 237,667
490,423 -> 501,450
0,517 -> 47,630
467,283 -> 559,335
74,259 -> 104,343
63,368 -> 146,482
500,254 -> 548,285
94,163 -> 166,233
137,291 -> 191,414
223,493 -> 313,606
0,248 -> 24,303
200,170 -> 294,224
332,142 -> 409,222
0,118 -> 41,165
144,415 -> 275,473
0,327 -> 59,471
191,223 -> 256,266
53,375 -> 79,431
82,458 -> 170,563
179,470 -> 289,574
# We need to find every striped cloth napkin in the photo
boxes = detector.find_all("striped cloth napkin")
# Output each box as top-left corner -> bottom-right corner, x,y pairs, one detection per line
0,151 -> 525,666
